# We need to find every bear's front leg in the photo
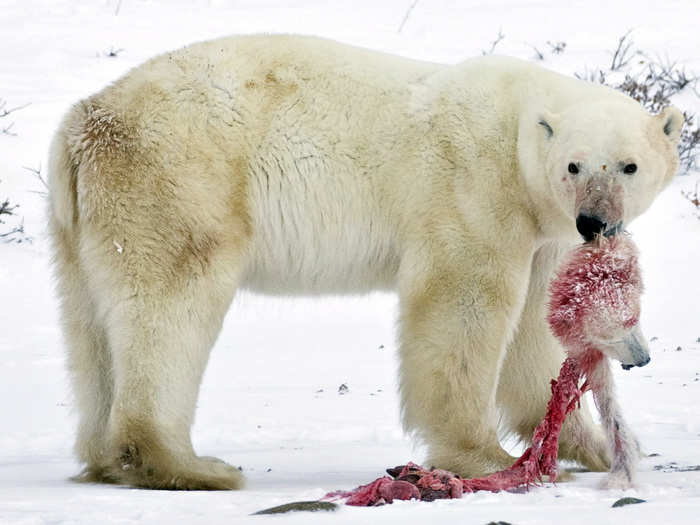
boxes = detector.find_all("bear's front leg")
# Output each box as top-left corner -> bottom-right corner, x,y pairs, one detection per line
397,249 -> 529,478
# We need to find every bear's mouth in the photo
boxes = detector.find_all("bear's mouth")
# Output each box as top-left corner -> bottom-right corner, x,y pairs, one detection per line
603,222 -> 624,238
576,214 -> 624,242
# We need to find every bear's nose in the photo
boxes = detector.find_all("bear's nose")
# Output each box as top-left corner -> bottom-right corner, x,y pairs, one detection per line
576,214 -> 607,242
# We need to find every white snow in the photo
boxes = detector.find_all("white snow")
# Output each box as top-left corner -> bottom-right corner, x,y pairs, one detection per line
1,1 -> 699,523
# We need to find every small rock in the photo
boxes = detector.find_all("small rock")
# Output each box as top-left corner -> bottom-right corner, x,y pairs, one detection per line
266,467 -> 272,472
612,497 -> 646,508
647,452 -> 661,457
676,346 -> 683,351
252,501 -> 339,515
486,522 -> 513,525
379,344 -> 385,349
650,336 -> 659,342
338,383 -> 349,395
658,463 -> 700,472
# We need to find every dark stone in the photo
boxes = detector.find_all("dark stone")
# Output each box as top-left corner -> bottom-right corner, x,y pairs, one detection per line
653,463 -> 700,472
612,497 -> 646,508
252,501 -> 339,515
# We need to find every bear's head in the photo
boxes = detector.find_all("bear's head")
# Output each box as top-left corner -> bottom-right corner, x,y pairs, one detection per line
519,98 -> 683,241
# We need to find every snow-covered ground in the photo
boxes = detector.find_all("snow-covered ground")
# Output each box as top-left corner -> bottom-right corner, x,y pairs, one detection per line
1,1 -> 699,523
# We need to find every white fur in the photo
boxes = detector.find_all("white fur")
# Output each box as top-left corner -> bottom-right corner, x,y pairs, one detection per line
47,35 -> 682,489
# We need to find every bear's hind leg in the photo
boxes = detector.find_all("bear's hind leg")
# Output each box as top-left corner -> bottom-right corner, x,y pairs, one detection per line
52,227 -> 115,483
79,214 -> 249,490
103,247 -> 245,489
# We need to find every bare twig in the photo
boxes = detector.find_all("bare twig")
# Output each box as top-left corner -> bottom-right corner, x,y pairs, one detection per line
1,176 -> 28,242
0,219 -> 26,243
529,45 -> 544,61
23,164 -> 48,196
0,197 -> 23,242
546,41 -> 567,55
105,46 -> 124,58
0,198 -> 17,219
0,99 -> 29,136
678,112 -> 700,173
1,121 -> 16,136
397,0 -> 419,34
0,99 -> 30,118
574,67 -> 607,85
649,56 -> 698,91
681,180 -> 700,218
610,30 -> 635,71
482,29 -> 505,56
0,196 -> 28,243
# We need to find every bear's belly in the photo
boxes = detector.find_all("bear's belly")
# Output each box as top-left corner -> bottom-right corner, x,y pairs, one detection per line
242,218 -> 400,294
241,158 -> 400,295
242,234 -> 400,295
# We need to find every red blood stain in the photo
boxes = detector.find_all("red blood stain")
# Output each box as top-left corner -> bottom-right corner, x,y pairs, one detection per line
325,235 -> 642,505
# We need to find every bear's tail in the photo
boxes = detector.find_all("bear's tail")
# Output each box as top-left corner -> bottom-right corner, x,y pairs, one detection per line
48,102 -> 88,232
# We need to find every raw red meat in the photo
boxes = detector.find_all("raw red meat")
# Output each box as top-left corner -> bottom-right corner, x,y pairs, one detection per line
325,235 -> 643,505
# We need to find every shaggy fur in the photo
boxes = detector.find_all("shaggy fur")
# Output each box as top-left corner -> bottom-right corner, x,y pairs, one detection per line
48,35 -> 682,490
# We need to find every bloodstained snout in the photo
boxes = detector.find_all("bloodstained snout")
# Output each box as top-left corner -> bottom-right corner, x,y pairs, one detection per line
576,214 -> 623,242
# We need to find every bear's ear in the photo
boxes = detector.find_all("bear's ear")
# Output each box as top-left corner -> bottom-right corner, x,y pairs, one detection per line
537,111 -> 559,139
658,105 -> 683,144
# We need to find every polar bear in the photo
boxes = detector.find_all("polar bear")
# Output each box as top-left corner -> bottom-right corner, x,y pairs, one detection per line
48,35 -> 682,490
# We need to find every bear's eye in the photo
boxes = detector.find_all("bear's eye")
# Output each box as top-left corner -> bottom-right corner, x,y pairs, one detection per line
567,162 -> 579,174
623,163 -> 637,174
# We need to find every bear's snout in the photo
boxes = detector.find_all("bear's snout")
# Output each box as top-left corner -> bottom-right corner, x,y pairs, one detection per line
576,214 -> 607,242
